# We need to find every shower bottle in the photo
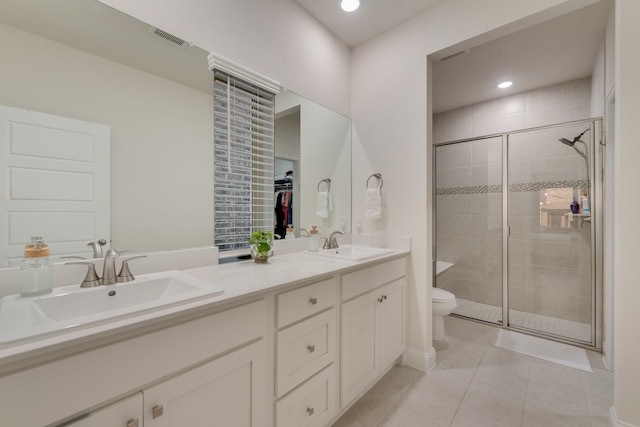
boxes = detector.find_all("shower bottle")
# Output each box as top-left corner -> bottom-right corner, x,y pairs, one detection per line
581,190 -> 590,214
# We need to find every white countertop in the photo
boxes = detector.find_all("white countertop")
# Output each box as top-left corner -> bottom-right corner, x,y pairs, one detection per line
0,246 -> 409,373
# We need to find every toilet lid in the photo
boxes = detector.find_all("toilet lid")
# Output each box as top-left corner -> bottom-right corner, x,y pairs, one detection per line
432,287 -> 455,303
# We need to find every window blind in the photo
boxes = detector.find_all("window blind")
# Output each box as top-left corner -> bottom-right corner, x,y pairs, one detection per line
213,70 -> 275,251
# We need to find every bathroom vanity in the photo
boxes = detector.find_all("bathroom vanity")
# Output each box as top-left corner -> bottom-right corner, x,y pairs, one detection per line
0,244 -> 408,426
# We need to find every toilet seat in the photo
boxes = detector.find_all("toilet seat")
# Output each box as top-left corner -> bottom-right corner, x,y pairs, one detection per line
432,287 -> 455,303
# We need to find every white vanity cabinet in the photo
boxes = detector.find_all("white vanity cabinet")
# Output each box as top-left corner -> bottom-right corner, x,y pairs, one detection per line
1,298 -> 269,427
340,258 -> 407,407
274,276 -> 338,427
144,339 -> 267,427
63,338 -> 267,427
0,249 -> 410,427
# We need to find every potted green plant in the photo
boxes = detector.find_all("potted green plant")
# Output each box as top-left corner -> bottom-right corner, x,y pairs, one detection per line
248,231 -> 279,263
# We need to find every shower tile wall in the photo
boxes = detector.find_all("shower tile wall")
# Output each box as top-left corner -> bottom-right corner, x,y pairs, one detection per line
433,77 -> 592,144
435,77 -> 593,326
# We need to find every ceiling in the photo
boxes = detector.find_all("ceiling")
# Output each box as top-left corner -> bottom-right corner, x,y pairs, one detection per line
294,0 -> 613,113
293,0 -> 446,47
0,0 -> 613,115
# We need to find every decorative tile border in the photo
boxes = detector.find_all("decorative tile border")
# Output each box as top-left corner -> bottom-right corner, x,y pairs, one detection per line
436,184 -> 501,196
510,180 -> 588,193
436,180 -> 588,196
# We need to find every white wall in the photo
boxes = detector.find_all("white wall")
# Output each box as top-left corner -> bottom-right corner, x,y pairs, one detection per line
614,0 -> 640,424
97,0 -> 351,118
602,3 -> 616,372
277,91 -> 352,235
0,23 -> 214,254
350,0 -> 604,370
275,113 -> 301,160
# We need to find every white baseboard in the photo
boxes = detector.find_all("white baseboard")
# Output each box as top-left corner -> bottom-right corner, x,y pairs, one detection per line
402,346 -> 436,373
611,406 -> 639,427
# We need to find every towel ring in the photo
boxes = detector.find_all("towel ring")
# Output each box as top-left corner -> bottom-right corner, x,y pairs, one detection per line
317,178 -> 331,192
366,173 -> 383,190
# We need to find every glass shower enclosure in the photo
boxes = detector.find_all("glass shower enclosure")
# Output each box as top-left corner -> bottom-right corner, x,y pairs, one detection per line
434,119 -> 601,348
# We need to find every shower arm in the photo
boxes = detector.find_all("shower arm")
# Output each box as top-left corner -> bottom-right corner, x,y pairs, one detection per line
575,140 -> 591,198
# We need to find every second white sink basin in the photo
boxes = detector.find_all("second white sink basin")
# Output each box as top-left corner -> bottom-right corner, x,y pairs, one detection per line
306,245 -> 395,262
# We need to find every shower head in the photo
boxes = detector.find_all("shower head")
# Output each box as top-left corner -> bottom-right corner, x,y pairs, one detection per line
558,128 -> 590,146
559,137 -> 576,147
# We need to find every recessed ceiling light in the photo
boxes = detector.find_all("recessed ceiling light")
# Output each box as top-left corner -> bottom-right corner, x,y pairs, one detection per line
498,81 -> 513,89
341,0 -> 360,12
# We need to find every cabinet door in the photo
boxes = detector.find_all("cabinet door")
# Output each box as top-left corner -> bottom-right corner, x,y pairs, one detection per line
62,393 -> 142,427
378,279 -> 406,369
340,291 -> 377,406
144,339 -> 267,427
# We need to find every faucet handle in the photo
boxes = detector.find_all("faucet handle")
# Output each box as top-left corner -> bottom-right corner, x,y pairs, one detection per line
65,261 -> 101,288
117,255 -> 147,283
321,237 -> 331,250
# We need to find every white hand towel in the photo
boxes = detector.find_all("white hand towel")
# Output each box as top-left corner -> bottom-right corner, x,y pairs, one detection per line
316,191 -> 329,218
365,188 -> 382,219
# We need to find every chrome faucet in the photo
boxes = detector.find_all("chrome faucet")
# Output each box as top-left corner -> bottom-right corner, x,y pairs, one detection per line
101,248 -> 119,285
87,239 -> 107,258
66,249 -> 146,287
324,230 -> 345,249
299,228 -> 311,237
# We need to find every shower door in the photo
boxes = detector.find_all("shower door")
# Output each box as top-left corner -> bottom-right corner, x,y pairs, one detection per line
435,136 -> 504,325
434,119 -> 601,347
507,122 -> 597,344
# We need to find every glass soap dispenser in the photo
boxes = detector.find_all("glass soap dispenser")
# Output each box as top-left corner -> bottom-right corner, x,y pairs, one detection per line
21,236 -> 54,297
308,226 -> 320,252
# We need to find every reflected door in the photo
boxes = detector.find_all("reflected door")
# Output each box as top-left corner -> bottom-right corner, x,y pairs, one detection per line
0,105 -> 110,267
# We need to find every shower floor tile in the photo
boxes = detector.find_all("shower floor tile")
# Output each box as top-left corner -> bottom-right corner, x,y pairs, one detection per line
453,298 -> 592,342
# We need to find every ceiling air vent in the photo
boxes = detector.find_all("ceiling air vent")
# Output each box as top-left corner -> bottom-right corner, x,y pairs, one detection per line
439,50 -> 470,62
152,27 -> 185,46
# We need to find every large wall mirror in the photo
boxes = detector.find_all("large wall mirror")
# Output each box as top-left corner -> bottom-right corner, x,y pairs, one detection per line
0,0 -> 351,268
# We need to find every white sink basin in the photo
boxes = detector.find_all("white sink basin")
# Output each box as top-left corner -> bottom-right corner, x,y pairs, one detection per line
0,271 -> 224,345
306,245 -> 395,262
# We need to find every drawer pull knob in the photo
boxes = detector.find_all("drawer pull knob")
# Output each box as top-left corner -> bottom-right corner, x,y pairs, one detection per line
307,407 -> 314,416
309,297 -> 318,305
127,419 -> 139,427
383,294 -> 388,300
152,404 -> 164,419
307,344 -> 315,353
378,297 -> 384,303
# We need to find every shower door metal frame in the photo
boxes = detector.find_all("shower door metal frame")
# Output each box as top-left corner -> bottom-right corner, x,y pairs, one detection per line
433,118 -> 603,350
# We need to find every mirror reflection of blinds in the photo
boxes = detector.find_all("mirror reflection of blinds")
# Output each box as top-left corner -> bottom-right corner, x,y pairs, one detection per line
213,70 -> 275,251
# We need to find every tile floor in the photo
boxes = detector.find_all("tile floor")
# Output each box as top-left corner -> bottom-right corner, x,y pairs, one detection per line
332,316 -> 613,427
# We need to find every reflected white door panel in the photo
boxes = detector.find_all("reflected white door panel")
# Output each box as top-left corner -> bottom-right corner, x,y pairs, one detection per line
0,105 -> 110,267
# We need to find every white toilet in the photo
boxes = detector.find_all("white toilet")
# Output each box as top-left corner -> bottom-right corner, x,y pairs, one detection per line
432,287 -> 457,342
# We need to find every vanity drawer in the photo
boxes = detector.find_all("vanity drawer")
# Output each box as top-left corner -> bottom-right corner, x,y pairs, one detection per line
277,277 -> 337,328
276,308 -> 336,397
341,257 -> 406,302
276,364 -> 336,427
